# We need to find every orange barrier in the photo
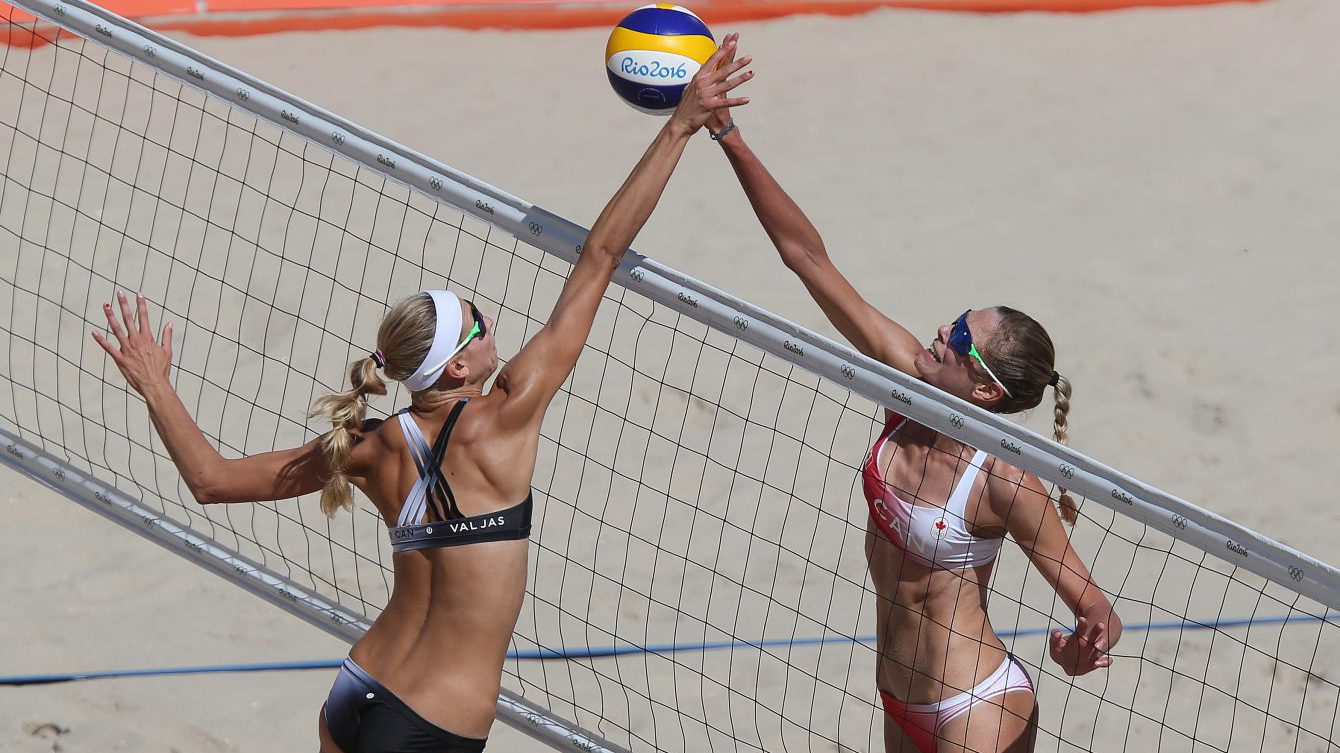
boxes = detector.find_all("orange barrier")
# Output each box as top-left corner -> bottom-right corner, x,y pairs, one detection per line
3,0 -> 1269,48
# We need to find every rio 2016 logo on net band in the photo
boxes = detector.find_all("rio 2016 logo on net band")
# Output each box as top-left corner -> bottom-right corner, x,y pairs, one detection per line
618,56 -> 690,81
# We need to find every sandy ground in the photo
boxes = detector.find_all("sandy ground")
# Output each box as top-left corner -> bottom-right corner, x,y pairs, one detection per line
3,0 -> 1340,750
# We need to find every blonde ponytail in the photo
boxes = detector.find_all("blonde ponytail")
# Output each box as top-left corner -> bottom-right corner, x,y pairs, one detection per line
1051,373 -> 1078,525
310,356 -> 387,516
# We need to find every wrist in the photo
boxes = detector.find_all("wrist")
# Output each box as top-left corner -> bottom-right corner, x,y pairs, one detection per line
709,118 -> 736,143
139,377 -> 176,404
664,116 -> 696,141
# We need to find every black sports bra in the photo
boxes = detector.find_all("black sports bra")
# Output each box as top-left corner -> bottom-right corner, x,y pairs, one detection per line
387,400 -> 532,553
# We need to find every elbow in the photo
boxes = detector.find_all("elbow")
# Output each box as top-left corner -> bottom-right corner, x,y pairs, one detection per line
185,471 -> 225,505
778,243 -> 828,275
579,242 -> 625,275
189,483 -> 221,505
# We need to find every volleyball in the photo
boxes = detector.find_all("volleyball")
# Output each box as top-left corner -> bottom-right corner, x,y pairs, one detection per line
605,4 -> 716,115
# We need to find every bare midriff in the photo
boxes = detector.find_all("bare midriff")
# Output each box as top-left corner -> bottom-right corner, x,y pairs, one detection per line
866,524 -> 1008,704
349,540 -> 528,739
865,418 -> 1010,704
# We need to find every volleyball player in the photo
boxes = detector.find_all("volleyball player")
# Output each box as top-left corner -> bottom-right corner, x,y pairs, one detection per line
702,39 -> 1120,753
92,38 -> 752,753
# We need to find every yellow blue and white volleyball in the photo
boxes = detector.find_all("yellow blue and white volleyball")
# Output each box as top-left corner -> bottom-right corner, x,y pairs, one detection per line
606,4 -> 716,115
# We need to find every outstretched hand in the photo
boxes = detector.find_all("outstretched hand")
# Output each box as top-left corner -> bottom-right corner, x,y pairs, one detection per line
1049,614 -> 1111,676
705,32 -> 744,133
91,290 -> 174,396
669,33 -> 752,134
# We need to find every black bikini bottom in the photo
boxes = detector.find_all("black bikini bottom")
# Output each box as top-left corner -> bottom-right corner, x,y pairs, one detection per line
324,658 -> 487,753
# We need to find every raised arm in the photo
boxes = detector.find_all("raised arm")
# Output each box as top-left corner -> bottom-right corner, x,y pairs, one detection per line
493,39 -> 752,427
93,291 -> 332,504
993,469 -> 1124,676
706,42 -> 921,374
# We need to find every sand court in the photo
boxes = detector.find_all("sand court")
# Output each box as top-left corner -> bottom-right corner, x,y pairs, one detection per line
2,1 -> 1338,751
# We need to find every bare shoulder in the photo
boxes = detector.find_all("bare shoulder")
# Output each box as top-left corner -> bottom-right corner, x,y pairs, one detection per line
487,363 -> 535,421
985,458 -> 1051,521
457,391 -> 514,444
986,457 -> 1028,491
345,417 -> 389,476
470,375 -> 544,437
354,417 -> 388,445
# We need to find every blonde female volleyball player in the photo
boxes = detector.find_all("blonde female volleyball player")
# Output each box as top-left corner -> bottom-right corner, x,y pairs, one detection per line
91,39 -> 752,753
702,37 -> 1120,753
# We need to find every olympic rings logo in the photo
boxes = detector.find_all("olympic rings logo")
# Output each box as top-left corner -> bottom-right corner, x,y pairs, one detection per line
1171,513 -> 1188,530
1288,566 -> 1305,582
236,88 -> 250,102
732,316 -> 749,331
331,131 -> 345,145
528,222 -> 543,236
840,364 -> 856,380
429,177 -> 443,191
1059,463 -> 1076,480
142,45 -> 157,59
54,3 -> 66,14
949,414 -> 965,430
630,268 -> 645,282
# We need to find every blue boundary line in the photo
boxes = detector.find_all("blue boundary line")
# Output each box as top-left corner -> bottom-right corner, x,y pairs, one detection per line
2,613 -> 1333,686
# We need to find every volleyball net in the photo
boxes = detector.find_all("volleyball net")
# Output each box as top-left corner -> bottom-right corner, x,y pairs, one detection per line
3,2 -> 1339,751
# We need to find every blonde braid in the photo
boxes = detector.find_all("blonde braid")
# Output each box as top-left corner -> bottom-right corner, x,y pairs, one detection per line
309,356 -> 387,517
1052,373 -> 1078,525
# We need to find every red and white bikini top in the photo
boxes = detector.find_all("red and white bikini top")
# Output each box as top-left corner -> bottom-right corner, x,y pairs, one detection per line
862,413 -> 1002,570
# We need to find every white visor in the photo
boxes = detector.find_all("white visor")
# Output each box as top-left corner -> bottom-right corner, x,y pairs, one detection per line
401,290 -> 464,392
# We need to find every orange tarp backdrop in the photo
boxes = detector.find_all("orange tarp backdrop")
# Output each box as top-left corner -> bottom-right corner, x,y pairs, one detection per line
3,0 -> 1269,48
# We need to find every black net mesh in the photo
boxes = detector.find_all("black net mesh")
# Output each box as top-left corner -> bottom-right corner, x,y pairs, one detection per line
3,12 -> 1337,752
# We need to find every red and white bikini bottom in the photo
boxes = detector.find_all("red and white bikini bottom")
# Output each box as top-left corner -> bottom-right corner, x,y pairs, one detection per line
878,653 -> 1034,753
